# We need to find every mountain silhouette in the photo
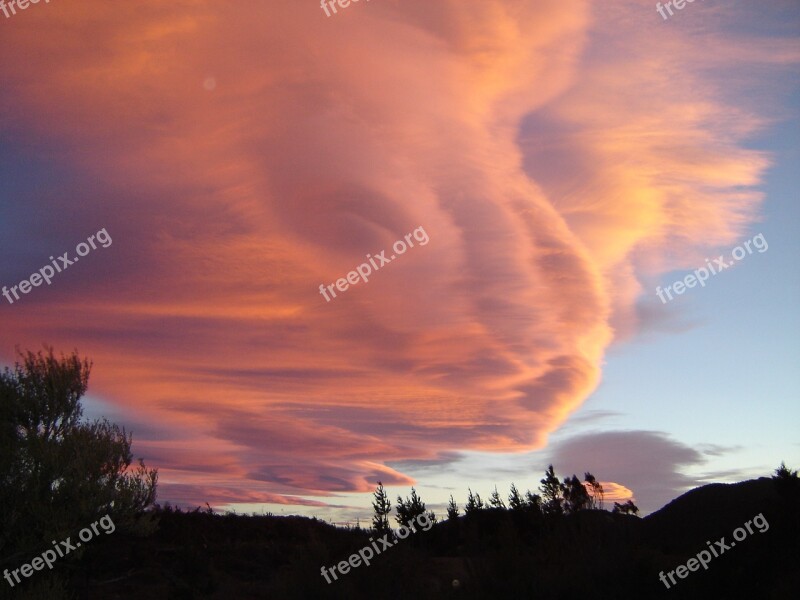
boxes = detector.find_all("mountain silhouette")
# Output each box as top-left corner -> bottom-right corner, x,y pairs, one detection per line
26,474 -> 795,599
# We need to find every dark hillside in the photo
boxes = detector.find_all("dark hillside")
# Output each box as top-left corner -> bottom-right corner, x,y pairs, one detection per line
53,476 -> 799,600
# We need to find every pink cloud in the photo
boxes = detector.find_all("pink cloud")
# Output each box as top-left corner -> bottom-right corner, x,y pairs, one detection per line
0,0 -> 792,506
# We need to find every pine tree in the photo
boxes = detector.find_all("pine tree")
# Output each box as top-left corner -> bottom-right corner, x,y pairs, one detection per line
525,490 -> 542,513
488,485 -> 506,509
540,464 -> 564,516
773,462 -> 799,496
371,481 -> 392,535
446,495 -> 460,520
508,483 -> 525,511
465,488 -> 484,514
395,487 -> 427,528
774,461 -> 798,480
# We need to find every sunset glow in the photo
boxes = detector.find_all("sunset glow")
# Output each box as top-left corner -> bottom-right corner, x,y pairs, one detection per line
2,0 -> 798,522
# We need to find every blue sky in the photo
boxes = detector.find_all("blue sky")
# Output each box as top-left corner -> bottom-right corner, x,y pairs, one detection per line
2,0 -> 798,523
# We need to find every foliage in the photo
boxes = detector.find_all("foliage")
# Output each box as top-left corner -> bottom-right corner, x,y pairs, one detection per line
0,348 -> 158,561
612,500 -> 640,516
539,465 -> 564,516
488,486 -> 506,510
584,472 -> 604,510
446,494 -> 460,520
508,483 -> 525,511
371,481 -> 392,535
465,488 -> 484,514
773,461 -> 798,479
772,461 -> 799,496
395,487 -> 428,528
524,490 -> 543,513
562,475 -> 592,514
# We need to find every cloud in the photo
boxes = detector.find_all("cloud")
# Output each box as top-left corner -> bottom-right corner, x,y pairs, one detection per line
548,430 -> 729,513
0,0 -> 793,506
156,484 -> 348,510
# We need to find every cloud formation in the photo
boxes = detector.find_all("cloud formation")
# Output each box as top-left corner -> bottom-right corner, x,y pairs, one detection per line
549,430 -> 726,513
0,0 -> 792,506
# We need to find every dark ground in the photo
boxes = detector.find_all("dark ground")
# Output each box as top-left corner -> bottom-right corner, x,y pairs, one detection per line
5,477 -> 799,600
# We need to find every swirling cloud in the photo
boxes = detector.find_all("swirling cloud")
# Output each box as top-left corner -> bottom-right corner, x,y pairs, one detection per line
0,0 -> 790,506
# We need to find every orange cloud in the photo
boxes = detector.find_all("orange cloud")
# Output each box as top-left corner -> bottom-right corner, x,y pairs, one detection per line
600,482 -> 635,504
0,0 -> 792,506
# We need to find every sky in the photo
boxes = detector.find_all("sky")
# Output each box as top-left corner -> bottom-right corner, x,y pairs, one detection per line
1,0 -> 798,523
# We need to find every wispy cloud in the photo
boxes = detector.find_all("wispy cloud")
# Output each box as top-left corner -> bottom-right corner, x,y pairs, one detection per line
0,0 -> 794,506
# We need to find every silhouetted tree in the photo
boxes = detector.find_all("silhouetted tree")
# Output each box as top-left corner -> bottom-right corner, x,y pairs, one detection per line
396,487 -> 428,528
540,465 -> 564,516
508,483 -> 525,511
488,486 -> 506,510
465,488 -> 484,514
446,494 -> 460,520
0,348 -> 158,561
562,475 -> 592,514
612,500 -> 640,516
773,462 -> 799,496
372,481 -> 392,535
524,490 -> 543,514
584,472 -> 604,510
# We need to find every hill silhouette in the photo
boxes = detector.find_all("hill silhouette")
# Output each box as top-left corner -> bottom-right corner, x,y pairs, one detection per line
29,474 -> 796,600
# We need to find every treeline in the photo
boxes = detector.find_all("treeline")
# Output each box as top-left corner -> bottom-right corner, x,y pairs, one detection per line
370,464 -> 640,536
